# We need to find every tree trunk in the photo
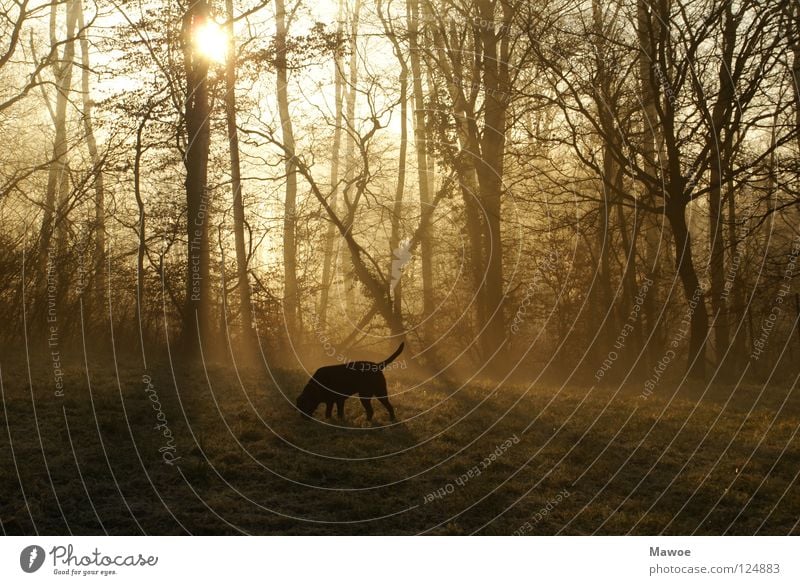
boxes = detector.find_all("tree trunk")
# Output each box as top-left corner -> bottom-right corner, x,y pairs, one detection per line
382,6 -> 408,332
708,154 -> 727,368
134,105 -> 152,347
789,2 -> 800,152
591,0 -> 618,359
666,200 -> 708,380
275,0 -> 299,341
426,1 -> 510,364
225,0 -> 255,350
341,0 -> 363,314
475,0 -> 512,365
77,2 -> 106,323
636,0 -> 665,366
726,155 -> 745,368
40,0 -> 78,276
597,144 -> 615,350
318,0 -> 346,329
616,198 -> 643,357
181,0 -> 213,358
407,0 -> 434,318
455,156 -> 487,333
707,3 -> 735,369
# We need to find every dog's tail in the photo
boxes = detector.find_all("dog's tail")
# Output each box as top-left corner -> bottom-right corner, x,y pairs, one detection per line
376,342 -> 405,370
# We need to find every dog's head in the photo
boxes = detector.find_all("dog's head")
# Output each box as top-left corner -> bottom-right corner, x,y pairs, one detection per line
296,383 -> 319,418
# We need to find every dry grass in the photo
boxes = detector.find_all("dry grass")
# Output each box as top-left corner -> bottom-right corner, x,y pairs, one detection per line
1,358 -> 798,535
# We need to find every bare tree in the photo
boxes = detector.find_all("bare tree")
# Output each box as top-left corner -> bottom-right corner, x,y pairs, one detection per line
378,0 -> 409,325
181,0 -> 213,357
421,0 -> 517,368
76,1 -> 106,318
39,0 -> 79,274
318,0 -> 346,329
275,0 -> 299,340
225,0 -> 256,351
408,0 -> 435,318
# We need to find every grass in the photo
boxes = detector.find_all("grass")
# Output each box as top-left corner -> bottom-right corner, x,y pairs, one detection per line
0,356 -> 798,535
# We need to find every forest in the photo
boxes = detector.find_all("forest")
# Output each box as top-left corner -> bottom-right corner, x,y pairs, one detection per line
0,0 -> 798,535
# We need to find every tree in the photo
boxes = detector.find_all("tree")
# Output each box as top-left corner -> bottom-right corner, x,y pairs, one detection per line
318,0 -> 346,329
421,0 -> 518,368
407,0 -> 435,318
532,0 -> 795,379
274,0 -> 299,340
77,1 -> 107,321
39,0 -> 79,276
181,0 -> 213,357
224,0 -> 256,352
377,0 -> 410,326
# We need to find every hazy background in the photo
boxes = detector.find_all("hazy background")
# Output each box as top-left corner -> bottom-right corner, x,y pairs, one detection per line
0,0 -> 798,535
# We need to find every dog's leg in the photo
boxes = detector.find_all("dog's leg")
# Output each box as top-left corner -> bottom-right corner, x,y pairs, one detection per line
360,396 -> 374,421
325,402 -> 333,418
336,399 -> 345,419
375,377 -> 395,421
378,397 -> 396,421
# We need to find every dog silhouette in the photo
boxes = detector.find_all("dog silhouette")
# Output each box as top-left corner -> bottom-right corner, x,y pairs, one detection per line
296,343 -> 404,421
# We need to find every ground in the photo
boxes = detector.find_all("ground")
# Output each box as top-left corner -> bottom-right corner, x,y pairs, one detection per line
1,357 -> 798,535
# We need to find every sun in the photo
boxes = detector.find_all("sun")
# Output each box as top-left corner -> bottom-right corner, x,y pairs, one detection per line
194,20 -> 228,64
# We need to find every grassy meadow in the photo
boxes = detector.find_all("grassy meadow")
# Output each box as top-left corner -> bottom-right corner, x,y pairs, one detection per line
1,357 -> 798,535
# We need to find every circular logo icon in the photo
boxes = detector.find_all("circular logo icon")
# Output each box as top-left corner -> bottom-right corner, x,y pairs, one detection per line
20,545 -> 45,573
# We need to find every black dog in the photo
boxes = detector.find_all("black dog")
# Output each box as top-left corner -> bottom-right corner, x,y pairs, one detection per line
296,343 -> 404,421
